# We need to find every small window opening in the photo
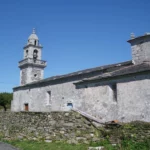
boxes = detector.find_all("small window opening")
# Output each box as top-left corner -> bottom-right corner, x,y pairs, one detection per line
67,103 -> 73,109
110,83 -> 117,102
34,40 -> 36,45
24,103 -> 29,111
33,49 -> 38,59
47,91 -> 51,105
26,50 -> 28,57
34,74 -> 37,77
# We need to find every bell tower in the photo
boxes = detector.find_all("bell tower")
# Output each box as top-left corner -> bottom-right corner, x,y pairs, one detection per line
19,29 -> 47,85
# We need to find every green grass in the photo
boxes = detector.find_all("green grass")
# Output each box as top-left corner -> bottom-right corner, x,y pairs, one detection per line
5,141 -> 89,150
117,139 -> 150,150
2,139 -> 150,150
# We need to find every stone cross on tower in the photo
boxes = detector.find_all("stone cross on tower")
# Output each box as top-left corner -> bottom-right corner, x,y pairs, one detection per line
19,29 -> 47,85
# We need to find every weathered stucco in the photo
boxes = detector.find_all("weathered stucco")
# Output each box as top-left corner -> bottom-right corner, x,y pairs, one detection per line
11,72 -> 150,122
117,78 -> 150,122
76,73 -> 150,122
12,81 -> 80,112
77,85 -> 118,122
12,71 -> 105,112
129,35 -> 150,64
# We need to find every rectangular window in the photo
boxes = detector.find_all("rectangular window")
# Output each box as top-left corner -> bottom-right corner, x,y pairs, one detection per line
67,103 -> 73,109
110,83 -> 117,102
47,91 -> 51,105
24,103 -> 29,111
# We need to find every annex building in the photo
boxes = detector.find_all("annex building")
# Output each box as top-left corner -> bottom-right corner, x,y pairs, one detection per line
11,30 -> 150,122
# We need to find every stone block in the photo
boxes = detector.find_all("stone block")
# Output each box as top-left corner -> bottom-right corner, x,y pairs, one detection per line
63,123 -> 74,127
45,140 -> 52,143
88,146 -> 104,150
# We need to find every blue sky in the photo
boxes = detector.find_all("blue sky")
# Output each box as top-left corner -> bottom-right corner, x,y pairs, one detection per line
0,0 -> 150,92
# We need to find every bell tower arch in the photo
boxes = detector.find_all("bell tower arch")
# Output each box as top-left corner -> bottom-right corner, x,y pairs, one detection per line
19,29 -> 47,85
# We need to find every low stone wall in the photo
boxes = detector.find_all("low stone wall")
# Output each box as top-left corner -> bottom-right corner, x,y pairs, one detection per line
98,121 -> 150,144
0,111 -> 99,143
0,111 -> 150,144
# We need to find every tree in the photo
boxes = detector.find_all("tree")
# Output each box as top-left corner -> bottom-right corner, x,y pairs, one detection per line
0,92 -> 13,111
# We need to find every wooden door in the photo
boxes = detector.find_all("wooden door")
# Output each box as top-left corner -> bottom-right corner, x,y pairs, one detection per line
24,104 -> 29,111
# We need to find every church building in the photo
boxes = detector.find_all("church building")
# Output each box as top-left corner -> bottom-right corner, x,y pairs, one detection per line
11,30 -> 150,122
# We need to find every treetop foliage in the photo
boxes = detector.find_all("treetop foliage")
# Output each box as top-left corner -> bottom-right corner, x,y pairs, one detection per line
0,92 -> 13,111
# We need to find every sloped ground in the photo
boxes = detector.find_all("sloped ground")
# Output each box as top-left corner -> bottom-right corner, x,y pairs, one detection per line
97,121 -> 150,144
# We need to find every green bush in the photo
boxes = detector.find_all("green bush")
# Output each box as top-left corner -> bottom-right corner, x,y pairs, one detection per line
0,92 -> 12,111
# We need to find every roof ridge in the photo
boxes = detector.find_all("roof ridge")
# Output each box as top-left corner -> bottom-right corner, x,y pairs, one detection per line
75,62 -> 150,84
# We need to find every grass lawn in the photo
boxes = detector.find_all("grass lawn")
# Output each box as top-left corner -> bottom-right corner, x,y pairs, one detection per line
6,141 -> 89,150
3,139 -> 150,150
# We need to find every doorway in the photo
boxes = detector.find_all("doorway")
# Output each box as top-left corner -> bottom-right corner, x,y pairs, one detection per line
24,103 -> 29,111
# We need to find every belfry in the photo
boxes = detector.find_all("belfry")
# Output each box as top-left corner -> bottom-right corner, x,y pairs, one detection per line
18,29 -> 47,85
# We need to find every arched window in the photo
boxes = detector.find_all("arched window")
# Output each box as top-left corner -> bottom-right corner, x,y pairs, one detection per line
34,40 -> 36,46
33,49 -> 38,59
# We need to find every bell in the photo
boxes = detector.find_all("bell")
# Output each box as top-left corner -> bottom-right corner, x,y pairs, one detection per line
33,52 -> 37,58
33,50 -> 38,59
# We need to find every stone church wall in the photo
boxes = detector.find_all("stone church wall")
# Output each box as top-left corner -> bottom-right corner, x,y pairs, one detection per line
12,80 -> 82,112
12,69 -> 150,123
12,72 -> 150,122
11,77 -> 117,122
76,85 -> 118,122
117,78 -> 150,122
12,71 -> 105,112
76,73 -> 150,122
12,64 -> 130,113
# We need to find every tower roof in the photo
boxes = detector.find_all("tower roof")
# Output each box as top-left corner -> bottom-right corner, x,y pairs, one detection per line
28,28 -> 38,40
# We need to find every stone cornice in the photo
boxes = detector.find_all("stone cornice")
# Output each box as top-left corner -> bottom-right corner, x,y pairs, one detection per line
23,44 -> 43,49
18,58 -> 47,68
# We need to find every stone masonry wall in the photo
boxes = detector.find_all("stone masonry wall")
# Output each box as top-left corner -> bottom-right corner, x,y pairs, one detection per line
76,73 -> 150,122
0,111 -> 99,144
131,36 -> 150,64
0,111 -> 150,144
